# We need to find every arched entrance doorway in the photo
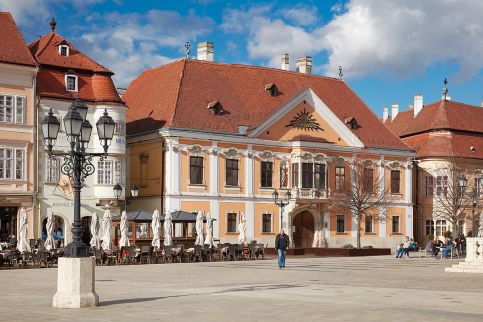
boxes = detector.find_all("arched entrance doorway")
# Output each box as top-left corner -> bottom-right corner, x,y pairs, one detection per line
292,211 -> 314,248
81,216 -> 92,246
42,215 -> 65,247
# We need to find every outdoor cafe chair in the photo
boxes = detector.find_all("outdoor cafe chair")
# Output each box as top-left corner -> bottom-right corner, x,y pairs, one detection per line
256,244 -> 266,260
164,246 -> 173,263
38,251 -> 51,268
140,246 -> 150,264
94,248 -> 103,266
193,245 -> 203,262
150,247 -> 163,264
228,244 -> 237,261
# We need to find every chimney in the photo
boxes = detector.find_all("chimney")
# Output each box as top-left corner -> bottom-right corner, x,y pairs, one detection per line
382,106 -> 388,122
481,101 -> 483,107
391,104 -> 399,121
413,94 -> 423,117
295,56 -> 312,74
281,53 -> 289,71
197,42 -> 214,61
441,95 -> 451,101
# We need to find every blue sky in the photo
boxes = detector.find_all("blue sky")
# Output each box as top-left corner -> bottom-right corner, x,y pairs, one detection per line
2,0 -> 483,116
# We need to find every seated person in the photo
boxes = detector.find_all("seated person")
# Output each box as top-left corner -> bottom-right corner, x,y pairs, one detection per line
432,239 -> 443,257
396,240 -> 412,258
442,243 -> 452,258
408,239 -> 417,251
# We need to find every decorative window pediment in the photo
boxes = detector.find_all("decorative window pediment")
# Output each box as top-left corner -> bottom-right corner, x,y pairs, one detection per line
186,144 -> 205,156
222,147 -> 240,159
258,150 -> 274,161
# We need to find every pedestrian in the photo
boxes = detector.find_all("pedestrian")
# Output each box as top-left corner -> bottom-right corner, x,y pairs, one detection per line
275,229 -> 290,269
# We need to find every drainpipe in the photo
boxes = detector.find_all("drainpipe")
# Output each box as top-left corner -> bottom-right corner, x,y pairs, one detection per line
32,67 -> 40,239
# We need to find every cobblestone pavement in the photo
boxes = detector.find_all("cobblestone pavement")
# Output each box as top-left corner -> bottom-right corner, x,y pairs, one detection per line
1,255 -> 482,322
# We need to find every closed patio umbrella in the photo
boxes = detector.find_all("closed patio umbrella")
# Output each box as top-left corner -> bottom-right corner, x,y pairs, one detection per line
17,208 -> 30,253
151,209 -> 161,250
44,210 -> 55,251
237,212 -> 247,244
163,211 -> 173,246
90,212 -> 101,249
101,209 -> 113,251
204,212 -> 214,247
119,210 -> 130,248
195,211 -> 204,245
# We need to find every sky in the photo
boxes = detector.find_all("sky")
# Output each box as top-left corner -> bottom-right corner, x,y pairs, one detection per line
2,0 -> 483,116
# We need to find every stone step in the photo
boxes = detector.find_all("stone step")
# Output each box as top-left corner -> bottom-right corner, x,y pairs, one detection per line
452,261 -> 483,267
446,266 -> 483,273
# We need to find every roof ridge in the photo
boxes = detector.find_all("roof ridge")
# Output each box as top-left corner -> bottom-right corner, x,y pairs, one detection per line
168,59 -> 187,128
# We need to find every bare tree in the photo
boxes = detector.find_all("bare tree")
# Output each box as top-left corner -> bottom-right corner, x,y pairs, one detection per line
330,159 -> 392,249
431,160 -> 481,236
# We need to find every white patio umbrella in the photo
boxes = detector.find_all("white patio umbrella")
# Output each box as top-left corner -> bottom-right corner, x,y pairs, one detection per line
44,210 -> 56,251
195,211 -> 204,245
237,212 -> 247,244
17,208 -> 30,253
101,209 -> 113,251
90,212 -> 101,249
151,209 -> 161,250
163,211 -> 173,246
204,212 -> 214,247
119,210 -> 130,248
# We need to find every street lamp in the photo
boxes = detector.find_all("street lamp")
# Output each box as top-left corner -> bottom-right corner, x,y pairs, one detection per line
460,175 -> 478,237
113,183 -> 122,201
131,184 -> 139,198
272,189 -> 292,230
41,99 -> 115,258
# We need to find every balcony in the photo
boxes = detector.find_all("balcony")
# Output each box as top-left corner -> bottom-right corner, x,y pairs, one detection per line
291,187 -> 330,200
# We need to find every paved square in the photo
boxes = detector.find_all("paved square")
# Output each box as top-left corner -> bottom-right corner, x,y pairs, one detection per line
1,256 -> 483,322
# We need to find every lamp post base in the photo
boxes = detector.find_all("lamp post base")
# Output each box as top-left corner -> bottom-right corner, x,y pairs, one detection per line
446,237 -> 483,273
53,257 -> 99,308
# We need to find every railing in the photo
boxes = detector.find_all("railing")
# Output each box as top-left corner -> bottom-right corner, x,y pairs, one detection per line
291,187 -> 330,199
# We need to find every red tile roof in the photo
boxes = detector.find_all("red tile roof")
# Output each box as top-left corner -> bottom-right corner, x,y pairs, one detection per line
385,100 -> 483,137
386,100 -> 483,160
29,32 -> 111,73
125,59 -> 410,151
29,32 -> 122,104
0,12 -> 37,67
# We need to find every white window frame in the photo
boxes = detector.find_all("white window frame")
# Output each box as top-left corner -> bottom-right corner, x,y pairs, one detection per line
97,160 -> 113,185
45,156 -> 61,183
261,213 -> 273,233
65,75 -> 78,92
114,121 -> 125,135
0,94 -> 25,124
0,147 -> 25,180
114,160 -> 123,185
59,45 -> 70,56
436,176 -> 448,196
226,212 -> 238,233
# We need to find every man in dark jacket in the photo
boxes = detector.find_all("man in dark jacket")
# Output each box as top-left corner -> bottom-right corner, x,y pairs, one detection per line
275,229 -> 290,268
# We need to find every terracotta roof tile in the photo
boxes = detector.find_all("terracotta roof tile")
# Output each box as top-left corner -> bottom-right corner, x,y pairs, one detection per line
125,59 -> 409,151
0,12 -> 37,67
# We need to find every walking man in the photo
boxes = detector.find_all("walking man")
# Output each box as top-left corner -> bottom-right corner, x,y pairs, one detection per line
275,229 -> 290,269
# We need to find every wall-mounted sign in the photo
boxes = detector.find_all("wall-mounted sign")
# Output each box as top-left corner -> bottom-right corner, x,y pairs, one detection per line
286,108 -> 323,131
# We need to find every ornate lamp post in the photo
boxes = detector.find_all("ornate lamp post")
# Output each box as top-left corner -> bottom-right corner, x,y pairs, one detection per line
42,98 -> 115,258
460,175 -> 478,236
272,189 -> 291,230
131,184 -> 139,198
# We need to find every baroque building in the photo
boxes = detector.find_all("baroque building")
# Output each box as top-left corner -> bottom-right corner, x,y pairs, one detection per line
0,12 -> 38,242
125,45 -> 415,248
29,19 -> 126,244
385,93 -> 483,241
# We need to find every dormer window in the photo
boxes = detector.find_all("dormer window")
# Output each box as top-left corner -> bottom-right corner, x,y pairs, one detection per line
207,100 -> 223,115
59,45 -> 69,56
265,83 -> 279,97
344,116 -> 359,130
65,75 -> 78,92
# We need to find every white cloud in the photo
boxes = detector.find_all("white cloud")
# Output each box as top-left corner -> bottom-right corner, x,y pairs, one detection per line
279,4 -> 318,26
75,10 -> 214,86
222,0 -> 483,80
0,0 -> 50,26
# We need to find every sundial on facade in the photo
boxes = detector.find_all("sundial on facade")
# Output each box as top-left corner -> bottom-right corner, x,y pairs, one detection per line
286,108 -> 323,131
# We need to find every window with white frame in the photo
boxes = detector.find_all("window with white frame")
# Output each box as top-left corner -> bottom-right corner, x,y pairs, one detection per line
59,45 -> 69,56
435,219 -> 447,237
114,161 -> 123,185
46,157 -> 60,183
475,176 -> 483,197
65,75 -> 78,92
0,147 -> 24,180
391,216 -> 400,233
0,95 -> 24,124
435,176 -> 448,196
97,160 -> 123,185
114,121 -> 125,135
425,219 -> 435,236
262,213 -> 272,233
425,176 -> 434,196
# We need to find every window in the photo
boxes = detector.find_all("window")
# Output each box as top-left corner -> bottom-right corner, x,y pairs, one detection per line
0,148 -> 24,180
114,121 -> 125,135
189,156 -> 203,185
476,177 -> 483,197
260,161 -> 273,188
65,75 -> 78,92
390,170 -> 400,194
291,163 -> 299,188
59,45 -> 69,56
363,168 -> 374,193
97,160 -> 113,184
435,220 -> 446,237
262,213 -> 272,233
314,164 -> 326,189
425,220 -> 435,236
174,223 -> 184,237
226,213 -> 237,233
225,159 -> 239,186
392,216 -> 400,233
456,219 -> 465,236
335,167 -> 345,192
114,161 -> 123,185
435,176 -> 448,196
0,95 -> 24,124
46,157 -> 60,183
301,163 -> 313,188
365,216 -> 373,233
336,215 -> 345,233
425,176 -> 434,196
